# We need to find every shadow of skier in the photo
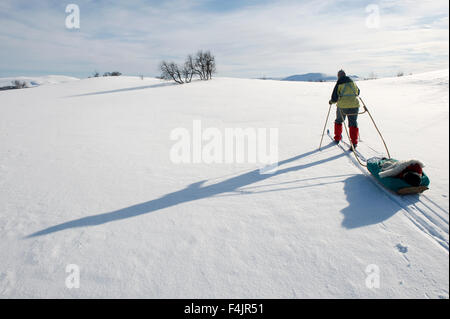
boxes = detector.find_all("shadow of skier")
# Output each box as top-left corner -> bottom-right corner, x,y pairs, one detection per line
27,143 -> 345,238
68,82 -> 177,97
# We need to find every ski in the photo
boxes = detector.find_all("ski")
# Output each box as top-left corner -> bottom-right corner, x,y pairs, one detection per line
326,129 -> 367,163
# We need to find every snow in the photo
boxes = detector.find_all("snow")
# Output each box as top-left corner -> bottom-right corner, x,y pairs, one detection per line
0,75 -> 79,88
0,71 -> 448,298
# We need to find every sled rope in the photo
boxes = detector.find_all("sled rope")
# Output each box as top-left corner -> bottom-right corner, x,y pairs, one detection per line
339,108 -> 367,116
337,84 -> 391,166
350,84 -> 391,159
358,96 -> 391,159
338,100 -> 391,167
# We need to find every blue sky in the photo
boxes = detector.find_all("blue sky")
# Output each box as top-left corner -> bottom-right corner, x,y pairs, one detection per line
0,0 -> 448,78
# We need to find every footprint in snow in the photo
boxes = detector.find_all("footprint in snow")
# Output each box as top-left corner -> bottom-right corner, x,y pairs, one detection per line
396,243 -> 408,254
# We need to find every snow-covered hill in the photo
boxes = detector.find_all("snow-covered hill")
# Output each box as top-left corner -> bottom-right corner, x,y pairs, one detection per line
0,71 -> 448,298
0,75 -> 79,88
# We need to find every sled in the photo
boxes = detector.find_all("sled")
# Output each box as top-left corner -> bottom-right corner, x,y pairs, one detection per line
397,186 -> 429,195
366,158 -> 430,195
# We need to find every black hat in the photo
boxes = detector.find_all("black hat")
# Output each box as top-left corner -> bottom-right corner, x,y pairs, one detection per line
337,69 -> 346,78
404,171 -> 421,187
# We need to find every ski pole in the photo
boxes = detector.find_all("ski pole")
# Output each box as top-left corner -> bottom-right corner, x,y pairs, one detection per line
319,102 -> 332,150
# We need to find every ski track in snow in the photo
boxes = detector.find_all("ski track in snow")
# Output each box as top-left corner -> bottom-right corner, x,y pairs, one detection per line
335,134 -> 449,252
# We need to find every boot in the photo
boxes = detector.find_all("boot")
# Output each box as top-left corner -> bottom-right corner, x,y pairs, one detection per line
334,122 -> 343,143
349,126 -> 359,148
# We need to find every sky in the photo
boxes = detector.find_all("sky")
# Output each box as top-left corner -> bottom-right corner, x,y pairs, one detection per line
0,0 -> 448,78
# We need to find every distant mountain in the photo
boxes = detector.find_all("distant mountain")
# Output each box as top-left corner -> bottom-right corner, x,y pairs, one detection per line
256,76 -> 284,80
282,73 -> 360,82
282,73 -> 336,82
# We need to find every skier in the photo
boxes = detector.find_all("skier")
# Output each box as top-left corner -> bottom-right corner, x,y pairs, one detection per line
329,69 -> 360,148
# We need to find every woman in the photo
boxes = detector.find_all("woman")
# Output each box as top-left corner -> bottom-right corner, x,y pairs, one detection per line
329,69 -> 360,149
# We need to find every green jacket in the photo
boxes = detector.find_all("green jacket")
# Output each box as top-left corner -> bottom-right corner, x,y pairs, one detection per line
330,76 -> 360,109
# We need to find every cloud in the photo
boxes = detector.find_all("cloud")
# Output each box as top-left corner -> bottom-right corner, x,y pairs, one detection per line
0,0 -> 448,78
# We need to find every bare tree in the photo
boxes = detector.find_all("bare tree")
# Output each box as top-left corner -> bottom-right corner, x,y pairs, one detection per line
12,80 -> 27,89
194,51 -> 207,80
160,61 -> 171,81
204,51 -> 216,80
192,50 -> 216,80
182,55 -> 195,83
159,50 -> 216,84
160,61 -> 184,84
103,71 -> 122,77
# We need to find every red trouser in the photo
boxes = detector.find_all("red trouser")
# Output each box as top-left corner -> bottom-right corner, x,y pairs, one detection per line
334,123 -> 359,145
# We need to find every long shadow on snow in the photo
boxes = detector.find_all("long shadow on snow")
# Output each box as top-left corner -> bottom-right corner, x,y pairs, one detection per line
341,174 -> 416,229
27,143 -> 346,238
68,82 -> 177,97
